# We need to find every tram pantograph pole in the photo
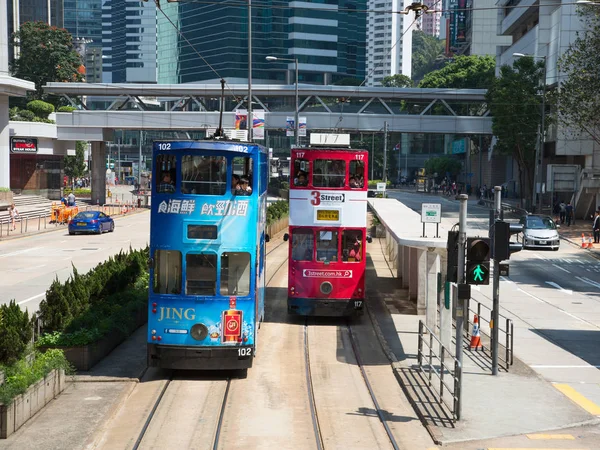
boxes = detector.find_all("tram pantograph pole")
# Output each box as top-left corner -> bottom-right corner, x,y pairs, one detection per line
455,193 -> 468,420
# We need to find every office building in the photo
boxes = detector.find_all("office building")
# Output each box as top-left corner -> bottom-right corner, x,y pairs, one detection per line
157,0 -> 365,85
365,0 -> 414,87
420,0 -> 441,38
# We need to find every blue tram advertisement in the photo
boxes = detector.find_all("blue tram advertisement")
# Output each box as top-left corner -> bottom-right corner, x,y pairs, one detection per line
147,140 -> 268,370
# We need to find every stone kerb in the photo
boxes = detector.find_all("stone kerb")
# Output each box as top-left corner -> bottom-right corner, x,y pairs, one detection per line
368,198 -> 449,319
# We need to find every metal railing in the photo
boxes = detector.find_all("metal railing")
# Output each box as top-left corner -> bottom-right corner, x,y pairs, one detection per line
417,320 -> 462,421
466,299 -> 514,370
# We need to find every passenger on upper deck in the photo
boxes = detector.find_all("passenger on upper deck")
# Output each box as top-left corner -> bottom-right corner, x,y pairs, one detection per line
232,174 -> 241,194
349,177 -> 359,188
295,171 -> 308,187
237,176 -> 252,195
157,171 -> 175,193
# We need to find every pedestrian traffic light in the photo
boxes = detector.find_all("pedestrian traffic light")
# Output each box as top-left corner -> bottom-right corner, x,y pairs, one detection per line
446,230 -> 460,283
466,237 -> 490,285
493,221 -> 523,261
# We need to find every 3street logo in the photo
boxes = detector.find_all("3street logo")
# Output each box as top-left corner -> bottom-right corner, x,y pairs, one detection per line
310,191 -> 345,206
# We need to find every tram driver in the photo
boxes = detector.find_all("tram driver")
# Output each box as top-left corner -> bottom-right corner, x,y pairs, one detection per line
157,171 -> 175,193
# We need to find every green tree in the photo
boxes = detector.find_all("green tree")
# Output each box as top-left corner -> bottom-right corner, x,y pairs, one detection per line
10,21 -> 84,103
486,57 -> 545,203
557,7 -> 600,144
412,30 -> 446,82
419,55 -> 496,89
381,74 -> 413,88
424,156 -> 462,182
64,141 -> 87,186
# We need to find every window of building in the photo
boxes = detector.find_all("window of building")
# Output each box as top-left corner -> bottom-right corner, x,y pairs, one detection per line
153,250 -> 181,294
220,252 -> 251,296
292,229 -> 314,261
181,155 -> 226,195
186,254 -> 217,295
155,154 -> 176,193
349,160 -> 365,188
293,158 -> 310,187
316,230 -> 338,263
342,230 -> 363,262
231,156 -> 253,195
313,159 -> 346,188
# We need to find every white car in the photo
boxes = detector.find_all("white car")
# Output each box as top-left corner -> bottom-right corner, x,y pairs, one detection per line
519,214 -> 560,250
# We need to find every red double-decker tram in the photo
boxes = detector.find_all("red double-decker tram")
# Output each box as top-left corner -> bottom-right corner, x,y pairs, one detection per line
285,146 -> 370,316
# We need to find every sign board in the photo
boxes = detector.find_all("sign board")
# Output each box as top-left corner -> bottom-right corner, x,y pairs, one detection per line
421,203 -> 441,223
10,137 -> 38,153
309,133 -> 350,147
376,182 -> 386,192
546,164 -> 580,192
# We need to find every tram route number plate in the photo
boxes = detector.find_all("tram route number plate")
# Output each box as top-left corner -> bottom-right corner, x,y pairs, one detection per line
317,210 -> 339,221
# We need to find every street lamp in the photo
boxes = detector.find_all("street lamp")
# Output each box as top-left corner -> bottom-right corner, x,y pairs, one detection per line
266,55 -> 299,146
513,52 -> 547,213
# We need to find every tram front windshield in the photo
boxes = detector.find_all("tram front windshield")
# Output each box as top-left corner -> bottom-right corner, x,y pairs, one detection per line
291,229 -> 364,263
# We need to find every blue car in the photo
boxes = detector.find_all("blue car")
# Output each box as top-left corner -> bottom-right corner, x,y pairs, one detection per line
68,211 -> 115,235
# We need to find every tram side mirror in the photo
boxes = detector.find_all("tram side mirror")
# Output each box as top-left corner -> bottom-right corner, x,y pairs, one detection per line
367,236 -> 373,244
265,234 -> 271,243
283,233 -> 289,242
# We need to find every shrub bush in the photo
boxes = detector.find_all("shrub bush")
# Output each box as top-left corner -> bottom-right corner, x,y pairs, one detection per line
367,179 -> 391,188
26,100 -> 55,119
15,109 -> 36,121
0,301 -> 33,366
280,181 -> 290,190
266,200 -> 289,226
57,106 -> 77,112
63,188 -> 91,196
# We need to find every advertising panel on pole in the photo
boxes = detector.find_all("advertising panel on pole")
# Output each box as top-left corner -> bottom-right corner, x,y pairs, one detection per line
286,117 -> 295,137
299,116 -> 307,137
253,110 -> 265,140
235,110 -> 248,130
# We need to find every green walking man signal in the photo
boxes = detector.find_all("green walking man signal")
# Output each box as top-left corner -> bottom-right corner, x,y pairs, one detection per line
466,237 -> 491,285
473,265 -> 485,281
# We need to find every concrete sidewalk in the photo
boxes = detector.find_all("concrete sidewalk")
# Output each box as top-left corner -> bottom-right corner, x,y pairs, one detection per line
365,237 -> 599,446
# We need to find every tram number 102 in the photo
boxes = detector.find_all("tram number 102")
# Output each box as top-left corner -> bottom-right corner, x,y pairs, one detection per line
238,347 -> 253,357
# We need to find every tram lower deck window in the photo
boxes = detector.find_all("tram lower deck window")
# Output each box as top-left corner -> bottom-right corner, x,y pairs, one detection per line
342,230 -> 363,262
220,252 -> 251,296
186,254 -> 217,295
153,250 -> 182,294
316,230 -> 339,262
292,229 -> 314,261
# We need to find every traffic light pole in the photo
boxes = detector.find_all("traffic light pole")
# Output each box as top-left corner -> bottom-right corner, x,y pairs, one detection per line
455,194 -> 468,418
492,186 -> 502,375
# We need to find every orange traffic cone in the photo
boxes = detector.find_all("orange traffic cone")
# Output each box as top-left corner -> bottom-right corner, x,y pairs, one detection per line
582,233 -> 588,248
589,235 -> 595,249
470,315 -> 483,351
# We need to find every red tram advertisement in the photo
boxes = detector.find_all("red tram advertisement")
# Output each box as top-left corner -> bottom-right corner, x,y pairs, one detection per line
284,144 -> 371,316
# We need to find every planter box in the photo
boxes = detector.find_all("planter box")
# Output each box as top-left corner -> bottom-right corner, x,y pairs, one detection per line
40,307 -> 147,371
0,192 -> 13,211
0,369 -> 66,439
267,217 -> 288,238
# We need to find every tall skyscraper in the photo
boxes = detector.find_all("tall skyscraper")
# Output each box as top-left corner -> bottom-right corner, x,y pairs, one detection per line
420,0 -> 441,38
101,0 -> 156,83
365,0 -> 414,86
157,0 -> 366,85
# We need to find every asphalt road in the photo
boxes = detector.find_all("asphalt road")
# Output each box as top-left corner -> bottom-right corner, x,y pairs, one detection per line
0,210 -> 150,313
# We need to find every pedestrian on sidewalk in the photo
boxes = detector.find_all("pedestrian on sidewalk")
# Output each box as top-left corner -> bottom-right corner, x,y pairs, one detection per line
559,201 -> 566,224
8,203 -> 18,230
566,202 -> 573,226
593,211 -> 600,243
553,201 -> 561,223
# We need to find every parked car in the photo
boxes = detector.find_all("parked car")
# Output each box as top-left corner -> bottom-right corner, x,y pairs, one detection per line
519,214 -> 560,250
68,211 -> 115,235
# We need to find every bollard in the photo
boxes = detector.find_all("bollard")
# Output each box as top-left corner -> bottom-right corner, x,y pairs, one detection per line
25,217 -> 28,233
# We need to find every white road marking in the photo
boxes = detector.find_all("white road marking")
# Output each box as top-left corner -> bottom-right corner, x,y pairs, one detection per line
517,288 -> 544,303
552,264 -> 571,274
17,292 -> 45,305
500,276 -> 514,284
531,365 -> 600,369
471,285 -> 480,291
533,253 -> 546,260
545,281 -> 573,295
0,247 -> 44,259
576,276 -> 600,289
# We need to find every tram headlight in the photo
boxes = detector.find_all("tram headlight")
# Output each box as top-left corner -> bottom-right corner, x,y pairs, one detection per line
190,323 -> 209,341
320,281 -> 333,295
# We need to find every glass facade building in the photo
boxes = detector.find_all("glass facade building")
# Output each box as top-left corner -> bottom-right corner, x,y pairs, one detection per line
157,0 -> 366,85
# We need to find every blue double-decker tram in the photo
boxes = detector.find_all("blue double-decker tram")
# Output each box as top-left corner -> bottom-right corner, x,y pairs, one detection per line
147,140 -> 268,370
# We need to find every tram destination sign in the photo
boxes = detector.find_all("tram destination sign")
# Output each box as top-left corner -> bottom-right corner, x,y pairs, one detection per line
303,269 -> 352,278
421,203 -> 441,223
11,137 -> 38,153
317,210 -> 339,221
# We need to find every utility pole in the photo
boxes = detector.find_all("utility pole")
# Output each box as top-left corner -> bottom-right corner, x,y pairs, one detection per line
247,0 -> 253,141
492,185 -> 502,375
138,130 -> 143,188
383,121 -> 388,182
117,136 -> 121,185
371,132 -> 375,180
455,193 -> 468,419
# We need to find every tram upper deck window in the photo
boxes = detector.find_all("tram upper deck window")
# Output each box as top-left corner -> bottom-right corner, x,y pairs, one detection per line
293,159 -> 310,187
313,160 -> 346,188
220,252 -> 251,296
232,157 -> 253,195
186,254 -> 217,295
153,250 -> 181,294
292,229 -> 314,261
317,230 -> 339,263
155,154 -> 176,193
181,155 -> 226,195
342,230 -> 363,262
349,160 -> 365,188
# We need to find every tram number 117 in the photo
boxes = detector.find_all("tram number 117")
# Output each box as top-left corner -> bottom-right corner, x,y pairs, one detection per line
354,301 -> 363,309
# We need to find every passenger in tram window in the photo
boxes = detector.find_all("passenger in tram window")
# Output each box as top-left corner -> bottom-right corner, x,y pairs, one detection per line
343,231 -> 363,262
232,174 -> 241,194
349,176 -> 359,188
238,176 -> 252,195
295,171 -> 308,187
157,171 -> 175,193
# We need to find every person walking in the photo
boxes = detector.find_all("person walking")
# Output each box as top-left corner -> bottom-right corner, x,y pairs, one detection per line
559,201 -> 566,224
566,202 -> 574,226
593,211 -> 600,243
9,203 -> 18,230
